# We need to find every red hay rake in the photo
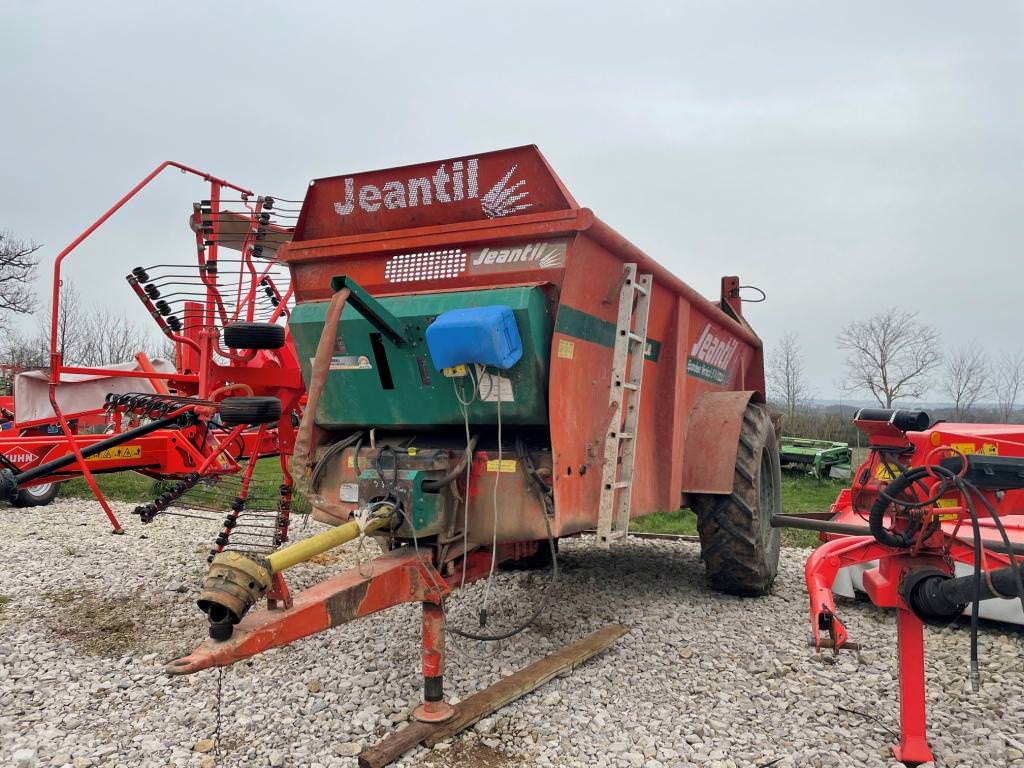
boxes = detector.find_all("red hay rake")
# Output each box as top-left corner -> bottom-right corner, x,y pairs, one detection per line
0,162 -> 305,559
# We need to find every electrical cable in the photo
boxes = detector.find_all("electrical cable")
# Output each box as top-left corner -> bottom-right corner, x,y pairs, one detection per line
479,366 -> 502,623
311,431 -> 363,493
453,374 -> 475,596
447,437 -> 559,642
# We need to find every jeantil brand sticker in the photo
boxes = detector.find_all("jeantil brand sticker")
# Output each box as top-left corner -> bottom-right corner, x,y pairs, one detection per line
685,324 -> 738,384
468,241 -> 567,274
333,158 -> 534,220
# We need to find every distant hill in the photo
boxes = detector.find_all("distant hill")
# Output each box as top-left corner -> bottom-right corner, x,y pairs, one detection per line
794,399 -> 1021,426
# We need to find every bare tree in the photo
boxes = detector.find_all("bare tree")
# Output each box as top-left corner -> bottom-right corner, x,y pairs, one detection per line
78,310 -> 153,366
0,230 -> 41,328
29,280 -> 157,367
941,343 -> 988,421
35,281 -> 88,365
992,350 -> 1024,423
768,331 -> 810,418
0,335 -> 49,370
836,308 -> 942,407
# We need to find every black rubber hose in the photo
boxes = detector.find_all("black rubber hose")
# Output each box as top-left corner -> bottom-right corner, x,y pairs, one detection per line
930,560 -> 1024,607
421,436 -> 478,492
868,466 -> 929,547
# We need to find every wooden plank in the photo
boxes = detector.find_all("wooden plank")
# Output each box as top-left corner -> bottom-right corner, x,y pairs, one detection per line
581,528 -> 701,544
358,623 -> 629,768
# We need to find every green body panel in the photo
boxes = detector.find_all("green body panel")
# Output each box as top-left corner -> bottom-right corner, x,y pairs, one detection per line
554,305 -> 662,362
289,287 -> 553,428
358,468 -> 442,534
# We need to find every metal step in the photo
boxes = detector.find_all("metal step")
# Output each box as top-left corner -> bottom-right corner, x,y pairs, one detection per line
596,263 -> 653,547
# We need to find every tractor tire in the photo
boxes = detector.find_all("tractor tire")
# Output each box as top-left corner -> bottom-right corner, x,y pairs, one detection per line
219,396 -> 282,426
12,482 -> 60,507
223,322 -> 285,350
692,403 -> 781,596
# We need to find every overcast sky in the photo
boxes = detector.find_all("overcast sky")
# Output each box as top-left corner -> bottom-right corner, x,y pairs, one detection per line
2,1 -> 1021,400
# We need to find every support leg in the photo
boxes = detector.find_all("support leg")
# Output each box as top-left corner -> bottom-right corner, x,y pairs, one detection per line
266,571 -> 292,611
892,609 -> 934,765
413,601 -> 455,723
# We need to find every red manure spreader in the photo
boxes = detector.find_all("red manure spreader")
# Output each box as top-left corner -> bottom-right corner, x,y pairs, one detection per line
160,146 -> 782,762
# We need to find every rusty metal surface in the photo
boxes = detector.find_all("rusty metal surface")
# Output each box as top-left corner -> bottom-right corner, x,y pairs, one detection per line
680,391 -> 755,495
167,547 -> 447,674
293,145 -> 578,241
464,450 -> 553,544
358,623 -> 629,768
324,581 -> 371,627
277,146 -> 768,539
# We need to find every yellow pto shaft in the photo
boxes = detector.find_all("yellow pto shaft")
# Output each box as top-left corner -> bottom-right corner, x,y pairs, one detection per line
198,511 -> 393,631
267,515 -> 390,573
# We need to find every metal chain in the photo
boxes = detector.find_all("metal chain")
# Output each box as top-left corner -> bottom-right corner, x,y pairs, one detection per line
214,666 -> 224,757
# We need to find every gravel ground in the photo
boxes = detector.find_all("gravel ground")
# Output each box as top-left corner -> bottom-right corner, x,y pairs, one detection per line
2,498 -> 1023,768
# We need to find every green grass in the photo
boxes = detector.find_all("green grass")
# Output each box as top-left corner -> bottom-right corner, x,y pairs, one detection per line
62,457 -> 301,511
630,509 -> 701,536
63,471 -> 155,503
0,595 -> 9,615
631,472 -> 847,548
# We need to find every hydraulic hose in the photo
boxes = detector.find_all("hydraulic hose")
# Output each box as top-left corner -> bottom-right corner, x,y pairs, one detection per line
421,435 -> 478,492
292,287 -> 350,497
868,466 -> 930,548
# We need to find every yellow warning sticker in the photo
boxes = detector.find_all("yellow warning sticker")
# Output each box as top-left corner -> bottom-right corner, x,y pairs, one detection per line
948,442 -> 999,456
486,459 -> 518,473
875,464 -> 899,480
87,445 -> 142,461
557,339 -> 575,360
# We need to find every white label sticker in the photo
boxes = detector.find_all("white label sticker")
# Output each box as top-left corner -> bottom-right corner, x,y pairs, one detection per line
477,368 -> 514,403
340,483 -> 360,503
325,354 -> 372,371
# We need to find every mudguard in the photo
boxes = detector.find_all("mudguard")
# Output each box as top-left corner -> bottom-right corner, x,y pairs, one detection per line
681,390 -> 757,495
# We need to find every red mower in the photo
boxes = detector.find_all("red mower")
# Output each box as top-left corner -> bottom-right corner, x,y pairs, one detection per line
776,408 -> 1024,765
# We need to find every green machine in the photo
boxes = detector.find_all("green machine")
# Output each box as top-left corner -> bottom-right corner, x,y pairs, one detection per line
779,436 -> 853,480
288,281 -> 553,429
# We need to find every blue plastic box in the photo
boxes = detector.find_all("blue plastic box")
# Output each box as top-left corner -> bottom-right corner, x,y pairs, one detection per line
425,305 -> 523,371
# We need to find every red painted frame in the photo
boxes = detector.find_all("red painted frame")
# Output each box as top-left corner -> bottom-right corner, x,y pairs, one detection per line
2,162 -> 303,532
806,419 -> 1024,764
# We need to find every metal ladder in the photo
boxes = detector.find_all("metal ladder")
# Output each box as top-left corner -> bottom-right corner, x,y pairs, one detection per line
597,263 -> 653,546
